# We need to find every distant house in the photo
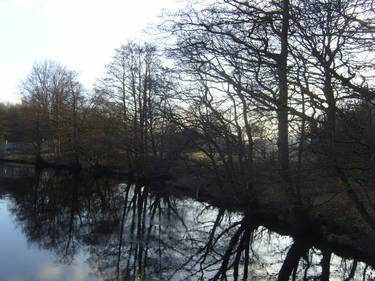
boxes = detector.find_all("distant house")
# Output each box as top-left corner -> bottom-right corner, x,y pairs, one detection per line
0,165 -> 35,178
0,142 -> 35,154
0,141 -> 54,155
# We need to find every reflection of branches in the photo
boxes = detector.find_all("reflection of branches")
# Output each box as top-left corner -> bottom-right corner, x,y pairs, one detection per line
115,183 -> 131,281
9,170 -> 85,264
169,208 -> 260,281
320,250 -> 332,281
167,208 -> 226,280
343,259 -> 357,281
212,217 -> 255,281
4,169 -> 375,280
202,209 -> 225,267
86,182 -> 199,281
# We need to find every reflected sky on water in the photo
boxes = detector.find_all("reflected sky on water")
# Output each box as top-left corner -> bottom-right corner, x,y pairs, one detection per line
0,164 -> 374,281
0,200 -> 97,281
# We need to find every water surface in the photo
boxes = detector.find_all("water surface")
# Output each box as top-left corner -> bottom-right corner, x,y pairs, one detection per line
0,164 -> 374,280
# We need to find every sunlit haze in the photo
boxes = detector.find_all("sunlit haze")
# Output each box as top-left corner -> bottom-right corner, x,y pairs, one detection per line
0,0 -> 182,104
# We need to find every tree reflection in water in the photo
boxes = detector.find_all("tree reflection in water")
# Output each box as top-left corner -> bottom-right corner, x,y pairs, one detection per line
3,168 -> 375,281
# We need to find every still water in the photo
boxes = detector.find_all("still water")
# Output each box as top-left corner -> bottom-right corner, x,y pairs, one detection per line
0,164 -> 374,281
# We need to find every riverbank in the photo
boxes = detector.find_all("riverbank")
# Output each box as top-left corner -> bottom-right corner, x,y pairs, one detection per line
153,168 -> 375,269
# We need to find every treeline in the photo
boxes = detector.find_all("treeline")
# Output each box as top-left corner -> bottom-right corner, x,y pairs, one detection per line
1,0 -> 375,216
0,45 -> 182,171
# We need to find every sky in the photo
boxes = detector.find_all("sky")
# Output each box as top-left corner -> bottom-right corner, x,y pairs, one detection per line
0,0 -> 182,104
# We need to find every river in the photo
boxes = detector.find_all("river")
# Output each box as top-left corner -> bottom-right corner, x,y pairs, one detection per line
0,163 -> 373,280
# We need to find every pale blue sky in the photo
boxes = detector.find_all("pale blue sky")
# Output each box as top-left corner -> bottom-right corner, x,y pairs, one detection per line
0,0 -> 181,104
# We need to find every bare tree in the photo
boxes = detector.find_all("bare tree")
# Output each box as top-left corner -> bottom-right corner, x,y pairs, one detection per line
96,42 -> 177,174
161,0 -> 303,207
20,60 -> 85,165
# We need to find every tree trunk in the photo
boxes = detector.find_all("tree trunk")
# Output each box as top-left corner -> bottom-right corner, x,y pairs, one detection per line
278,0 -> 296,206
